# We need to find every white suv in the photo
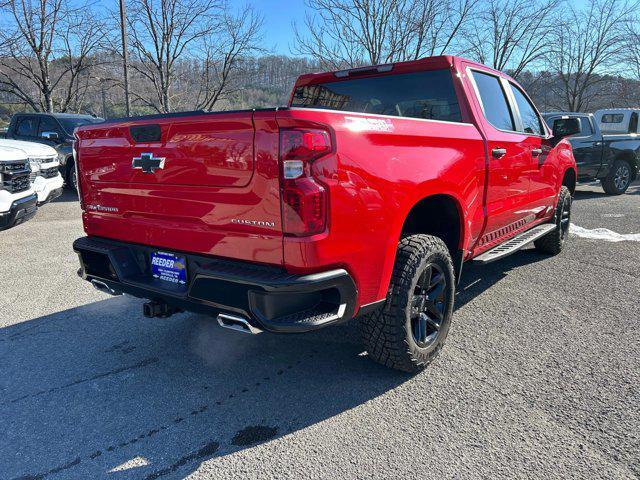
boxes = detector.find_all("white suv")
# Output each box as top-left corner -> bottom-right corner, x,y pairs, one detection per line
0,146 -> 37,230
0,139 -> 64,205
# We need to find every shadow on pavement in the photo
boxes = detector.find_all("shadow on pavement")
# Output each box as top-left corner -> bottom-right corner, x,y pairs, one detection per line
51,188 -> 78,203
0,247 -> 550,479
455,248 -> 548,311
0,296 -> 406,479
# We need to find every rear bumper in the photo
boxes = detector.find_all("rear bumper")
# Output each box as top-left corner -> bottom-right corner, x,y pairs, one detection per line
0,193 -> 37,230
73,236 -> 358,333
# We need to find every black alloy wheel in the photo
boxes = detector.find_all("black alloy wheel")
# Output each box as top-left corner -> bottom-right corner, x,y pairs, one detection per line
410,263 -> 447,348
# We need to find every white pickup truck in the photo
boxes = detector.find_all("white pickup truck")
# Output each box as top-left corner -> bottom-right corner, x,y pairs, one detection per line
0,146 -> 37,230
0,139 -> 63,205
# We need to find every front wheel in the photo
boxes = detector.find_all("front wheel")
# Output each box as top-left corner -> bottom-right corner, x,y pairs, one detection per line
360,234 -> 455,372
66,159 -> 78,192
534,186 -> 572,255
602,160 -> 632,195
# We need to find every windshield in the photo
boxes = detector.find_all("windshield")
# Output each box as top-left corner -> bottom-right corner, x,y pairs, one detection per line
58,117 -> 104,135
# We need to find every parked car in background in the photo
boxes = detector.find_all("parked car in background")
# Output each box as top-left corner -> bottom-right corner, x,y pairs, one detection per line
594,108 -> 640,134
0,140 -> 63,205
73,55 -> 578,372
543,112 -> 639,195
0,146 -> 37,230
5,113 -> 104,191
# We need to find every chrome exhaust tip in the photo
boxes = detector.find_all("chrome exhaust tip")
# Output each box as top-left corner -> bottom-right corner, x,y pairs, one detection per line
217,313 -> 262,335
91,279 -> 122,296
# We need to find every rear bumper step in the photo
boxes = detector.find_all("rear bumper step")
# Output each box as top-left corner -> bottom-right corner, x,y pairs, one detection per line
473,224 -> 556,264
73,236 -> 357,333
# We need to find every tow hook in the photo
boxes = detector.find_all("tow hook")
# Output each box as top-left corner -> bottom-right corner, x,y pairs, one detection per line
143,300 -> 182,318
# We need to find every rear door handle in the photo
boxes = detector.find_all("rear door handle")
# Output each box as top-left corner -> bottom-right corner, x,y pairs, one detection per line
492,148 -> 507,159
531,148 -> 543,157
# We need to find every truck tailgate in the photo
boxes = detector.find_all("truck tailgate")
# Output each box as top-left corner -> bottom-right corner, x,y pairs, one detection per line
75,110 -> 283,265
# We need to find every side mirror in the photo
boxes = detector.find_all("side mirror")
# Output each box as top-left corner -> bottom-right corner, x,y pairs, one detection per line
41,131 -> 59,141
552,118 -> 581,139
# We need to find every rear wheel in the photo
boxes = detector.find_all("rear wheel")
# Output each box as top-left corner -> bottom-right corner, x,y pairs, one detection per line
602,160 -> 632,195
534,186 -> 571,255
360,234 -> 455,372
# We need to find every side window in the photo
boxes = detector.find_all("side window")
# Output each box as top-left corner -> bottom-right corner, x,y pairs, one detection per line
37,116 -> 60,136
510,84 -> 544,135
629,112 -> 638,134
548,116 -> 592,137
581,118 -> 594,136
470,71 -> 515,131
16,117 -> 37,137
601,114 -> 624,123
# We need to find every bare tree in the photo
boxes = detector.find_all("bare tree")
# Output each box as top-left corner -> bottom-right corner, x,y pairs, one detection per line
292,0 -> 476,70
194,4 -> 264,110
127,0 -> 218,113
0,0 -> 109,112
464,0 -> 561,79
127,0 -> 263,113
549,0 -> 636,112
625,17 -> 640,82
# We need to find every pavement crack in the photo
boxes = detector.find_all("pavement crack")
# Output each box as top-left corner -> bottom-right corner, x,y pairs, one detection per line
12,456 -> 81,480
143,441 -> 220,480
4,357 -> 159,405
6,356 -> 305,479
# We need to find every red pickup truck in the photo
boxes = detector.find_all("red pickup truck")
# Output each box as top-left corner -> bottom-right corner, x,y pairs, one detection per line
73,56 -> 578,372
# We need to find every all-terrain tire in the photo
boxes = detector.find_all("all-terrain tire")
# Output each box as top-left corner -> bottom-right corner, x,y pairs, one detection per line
602,159 -> 632,195
534,186 -> 571,255
360,234 -> 455,373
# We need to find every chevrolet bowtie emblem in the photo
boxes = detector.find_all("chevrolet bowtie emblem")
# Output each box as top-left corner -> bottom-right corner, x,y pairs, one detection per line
132,152 -> 165,173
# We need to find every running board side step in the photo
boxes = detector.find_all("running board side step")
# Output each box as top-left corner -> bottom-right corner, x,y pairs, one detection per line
473,224 -> 556,264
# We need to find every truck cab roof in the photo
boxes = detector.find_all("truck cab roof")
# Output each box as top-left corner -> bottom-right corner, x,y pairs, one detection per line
293,55 -> 517,87
543,112 -> 594,118
20,112 -> 101,119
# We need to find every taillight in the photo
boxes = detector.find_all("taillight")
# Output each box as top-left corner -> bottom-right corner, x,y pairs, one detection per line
280,128 -> 331,236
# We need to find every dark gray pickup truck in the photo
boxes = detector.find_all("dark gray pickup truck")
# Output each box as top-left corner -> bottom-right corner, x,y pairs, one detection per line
543,112 -> 639,195
5,113 -> 104,191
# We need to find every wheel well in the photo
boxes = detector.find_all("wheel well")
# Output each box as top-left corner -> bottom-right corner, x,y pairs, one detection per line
562,168 -> 576,194
401,195 -> 462,257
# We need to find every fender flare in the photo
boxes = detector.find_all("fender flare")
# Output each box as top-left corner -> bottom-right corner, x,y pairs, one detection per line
374,182 -> 467,300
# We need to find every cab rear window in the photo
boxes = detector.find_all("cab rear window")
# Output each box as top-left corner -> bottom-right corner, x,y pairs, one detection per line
291,69 -> 462,123
601,114 -> 624,123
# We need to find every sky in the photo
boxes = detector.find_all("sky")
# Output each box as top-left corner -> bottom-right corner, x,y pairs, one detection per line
243,0 -> 593,55
250,0 -> 309,54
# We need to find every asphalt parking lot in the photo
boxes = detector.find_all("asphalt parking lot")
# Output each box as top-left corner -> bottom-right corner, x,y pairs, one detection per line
1,183 -> 639,480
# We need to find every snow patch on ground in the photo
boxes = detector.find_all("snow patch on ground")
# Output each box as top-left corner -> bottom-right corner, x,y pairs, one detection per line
570,224 -> 640,242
